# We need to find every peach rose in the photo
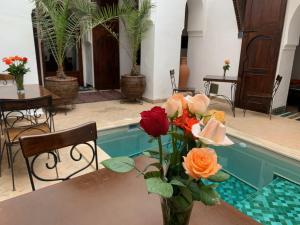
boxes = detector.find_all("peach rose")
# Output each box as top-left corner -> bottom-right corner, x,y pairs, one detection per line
224,59 -> 230,65
183,148 -> 221,179
163,98 -> 183,118
203,110 -> 225,125
192,118 -> 233,146
187,94 -> 210,115
163,94 -> 187,118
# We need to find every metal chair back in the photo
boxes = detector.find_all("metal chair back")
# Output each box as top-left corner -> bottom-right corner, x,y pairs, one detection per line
272,75 -> 283,98
0,96 -> 54,143
19,122 -> 98,191
170,69 -> 177,90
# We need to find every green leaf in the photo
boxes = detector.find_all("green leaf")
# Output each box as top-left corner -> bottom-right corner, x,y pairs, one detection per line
144,171 -> 161,179
172,187 -> 193,211
101,157 -> 135,173
146,178 -> 173,198
170,179 -> 186,187
188,182 -> 220,206
207,171 -> 230,182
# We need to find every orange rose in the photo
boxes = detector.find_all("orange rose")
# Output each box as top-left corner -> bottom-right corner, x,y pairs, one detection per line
224,59 -> 230,65
183,148 -> 221,179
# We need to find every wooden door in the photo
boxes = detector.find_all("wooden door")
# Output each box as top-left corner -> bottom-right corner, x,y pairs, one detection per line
93,0 -> 120,90
236,0 -> 287,112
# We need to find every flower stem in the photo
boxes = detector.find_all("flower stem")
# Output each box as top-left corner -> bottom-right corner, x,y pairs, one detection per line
157,136 -> 164,178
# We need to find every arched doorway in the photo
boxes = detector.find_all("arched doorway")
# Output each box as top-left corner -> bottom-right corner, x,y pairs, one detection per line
179,0 -> 204,88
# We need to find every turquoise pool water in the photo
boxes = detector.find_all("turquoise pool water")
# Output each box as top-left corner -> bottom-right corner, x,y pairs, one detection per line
97,125 -> 300,225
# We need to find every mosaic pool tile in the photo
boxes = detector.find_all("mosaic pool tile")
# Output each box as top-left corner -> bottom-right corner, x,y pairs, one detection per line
237,177 -> 300,225
214,174 -> 256,208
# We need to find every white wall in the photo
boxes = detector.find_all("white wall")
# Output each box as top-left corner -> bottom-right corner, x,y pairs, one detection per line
0,0 -> 39,85
275,0 -> 300,109
141,0 -> 187,101
187,0 -> 241,96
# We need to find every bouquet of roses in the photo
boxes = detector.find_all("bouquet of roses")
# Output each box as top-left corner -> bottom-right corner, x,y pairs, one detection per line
102,93 -> 233,224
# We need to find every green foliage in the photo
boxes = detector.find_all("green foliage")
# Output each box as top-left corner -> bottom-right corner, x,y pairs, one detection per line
101,157 -> 135,173
34,0 -> 123,78
146,177 -> 173,198
5,62 -> 30,77
207,171 -> 230,182
120,0 -> 154,75
189,182 -> 220,206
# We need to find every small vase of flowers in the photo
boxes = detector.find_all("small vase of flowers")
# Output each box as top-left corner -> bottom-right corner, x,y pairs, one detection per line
223,59 -> 230,77
102,93 -> 233,225
2,56 -> 30,93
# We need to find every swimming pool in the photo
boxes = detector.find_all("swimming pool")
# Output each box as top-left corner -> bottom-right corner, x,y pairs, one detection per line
97,125 -> 300,225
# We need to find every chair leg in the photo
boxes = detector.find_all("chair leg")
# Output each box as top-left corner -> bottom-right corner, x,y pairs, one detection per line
8,145 -> 16,191
243,108 -> 246,117
0,140 -> 4,177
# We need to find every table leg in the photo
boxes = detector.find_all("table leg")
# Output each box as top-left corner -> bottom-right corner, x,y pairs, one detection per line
204,81 -> 211,96
231,83 -> 237,117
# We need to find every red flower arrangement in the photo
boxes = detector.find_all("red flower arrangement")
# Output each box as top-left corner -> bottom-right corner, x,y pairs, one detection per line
2,55 -> 30,91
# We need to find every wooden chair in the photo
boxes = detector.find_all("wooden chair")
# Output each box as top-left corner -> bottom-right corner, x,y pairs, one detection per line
170,69 -> 196,96
243,75 -> 283,120
0,96 -> 54,190
19,122 -> 98,191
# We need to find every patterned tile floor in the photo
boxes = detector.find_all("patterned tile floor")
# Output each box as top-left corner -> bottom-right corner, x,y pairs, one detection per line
237,177 -> 300,225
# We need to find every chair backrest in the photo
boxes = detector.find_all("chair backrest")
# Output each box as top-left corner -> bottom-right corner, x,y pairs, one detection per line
170,69 -> 177,90
0,96 -> 54,142
0,73 -> 14,85
19,122 -> 98,191
272,75 -> 283,98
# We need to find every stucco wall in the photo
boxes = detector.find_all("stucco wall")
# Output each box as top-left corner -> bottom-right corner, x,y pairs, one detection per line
0,0 -> 39,85
187,0 -> 242,97
275,0 -> 300,109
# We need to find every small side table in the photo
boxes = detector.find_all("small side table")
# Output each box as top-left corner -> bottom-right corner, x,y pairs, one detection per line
203,75 -> 238,117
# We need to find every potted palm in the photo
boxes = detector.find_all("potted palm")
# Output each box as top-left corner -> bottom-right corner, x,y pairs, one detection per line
34,0 -> 122,105
120,0 -> 153,102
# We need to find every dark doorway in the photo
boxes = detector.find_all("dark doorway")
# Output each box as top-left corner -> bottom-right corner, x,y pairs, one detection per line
236,0 -> 287,113
93,0 -> 120,90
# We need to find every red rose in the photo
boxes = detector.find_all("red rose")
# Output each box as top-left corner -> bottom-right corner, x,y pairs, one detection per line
140,106 -> 169,137
22,57 -> 28,63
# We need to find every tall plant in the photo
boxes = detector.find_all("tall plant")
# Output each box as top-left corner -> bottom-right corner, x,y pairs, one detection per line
34,0 -> 124,79
121,0 -> 153,76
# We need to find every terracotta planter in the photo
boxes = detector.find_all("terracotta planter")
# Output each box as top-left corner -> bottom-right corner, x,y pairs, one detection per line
120,74 -> 146,101
44,76 -> 78,106
179,57 -> 190,89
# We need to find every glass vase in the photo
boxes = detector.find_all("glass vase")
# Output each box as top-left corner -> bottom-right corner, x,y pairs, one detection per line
15,75 -> 24,93
161,197 -> 193,225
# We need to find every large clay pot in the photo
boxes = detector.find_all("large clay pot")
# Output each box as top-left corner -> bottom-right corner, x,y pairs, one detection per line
179,57 -> 190,89
120,74 -> 146,101
45,76 -> 78,106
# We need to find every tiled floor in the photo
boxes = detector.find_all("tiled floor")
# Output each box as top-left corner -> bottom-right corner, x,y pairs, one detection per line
0,99 -> 299,205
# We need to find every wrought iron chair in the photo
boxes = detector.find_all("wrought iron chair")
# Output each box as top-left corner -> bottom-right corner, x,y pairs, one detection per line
19,122 -> 98,191
0,96 -> 54,190
170,69 -> 196,96
243,75 -> 283,120
0,74 -> 15,135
